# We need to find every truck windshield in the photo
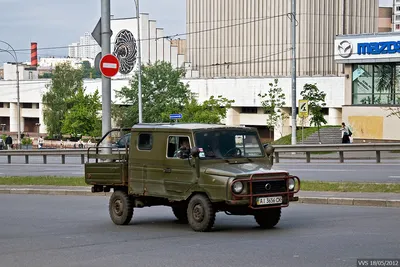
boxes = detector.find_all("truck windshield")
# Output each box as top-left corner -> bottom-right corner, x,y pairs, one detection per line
194,129 -> 264,159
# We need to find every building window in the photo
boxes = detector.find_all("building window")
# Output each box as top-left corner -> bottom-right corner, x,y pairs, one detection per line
22,103 -> 33,109
138,133 -> 152,150
397,6 -> 400,11
0,103 -> 3,108
352,64 -> 400,105
241,107 -> 258,113
396,15 -> 400,21
396,24 -> 400,30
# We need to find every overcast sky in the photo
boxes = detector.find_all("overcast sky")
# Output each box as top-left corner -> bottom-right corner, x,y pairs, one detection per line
0,0 -> 394,64
0,0 -> 186,63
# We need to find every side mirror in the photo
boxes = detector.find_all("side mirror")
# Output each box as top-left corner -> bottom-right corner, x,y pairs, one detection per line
190,147 -> 200,158
264,144 -> 275,156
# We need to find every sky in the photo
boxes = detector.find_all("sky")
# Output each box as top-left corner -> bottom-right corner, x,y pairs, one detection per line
0,0 -> 186,63
0,0 -> 394,64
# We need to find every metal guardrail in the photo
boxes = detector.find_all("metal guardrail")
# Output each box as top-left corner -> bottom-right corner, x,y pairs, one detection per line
0,143 -> 399,164
273,143 -> 400,163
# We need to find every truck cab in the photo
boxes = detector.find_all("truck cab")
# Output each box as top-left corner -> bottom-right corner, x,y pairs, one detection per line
85,123 -> 300,232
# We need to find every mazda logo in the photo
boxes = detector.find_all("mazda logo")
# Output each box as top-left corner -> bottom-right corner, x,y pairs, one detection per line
338,40 -> 353,58
265,183 -> 272,190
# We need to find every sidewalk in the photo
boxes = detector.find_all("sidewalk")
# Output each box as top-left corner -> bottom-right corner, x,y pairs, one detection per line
0,185 -> 399,208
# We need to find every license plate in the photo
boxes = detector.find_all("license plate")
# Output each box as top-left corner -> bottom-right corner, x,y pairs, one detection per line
256,196 -> 283,205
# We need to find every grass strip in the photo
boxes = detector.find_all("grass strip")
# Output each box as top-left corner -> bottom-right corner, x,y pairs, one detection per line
0,177 -> 399,193
299,180 -> 400,193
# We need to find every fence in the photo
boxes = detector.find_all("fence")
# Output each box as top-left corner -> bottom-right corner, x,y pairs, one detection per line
0,143 -> 399,164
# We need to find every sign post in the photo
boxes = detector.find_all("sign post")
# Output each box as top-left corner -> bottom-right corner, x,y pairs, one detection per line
298,99 -> 309,144
169,114 -> 182,123
99,54 -> 120,78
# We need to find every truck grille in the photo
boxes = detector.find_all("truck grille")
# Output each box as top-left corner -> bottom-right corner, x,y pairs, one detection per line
251,180 -> 287,195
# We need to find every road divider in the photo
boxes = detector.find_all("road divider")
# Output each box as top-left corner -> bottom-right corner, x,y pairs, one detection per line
1,142 -> 400,164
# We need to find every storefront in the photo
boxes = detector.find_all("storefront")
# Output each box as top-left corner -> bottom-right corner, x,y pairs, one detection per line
335,32 -> 400,141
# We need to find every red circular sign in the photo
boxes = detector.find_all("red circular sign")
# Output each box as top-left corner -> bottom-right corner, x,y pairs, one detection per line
99,54 -> 120,78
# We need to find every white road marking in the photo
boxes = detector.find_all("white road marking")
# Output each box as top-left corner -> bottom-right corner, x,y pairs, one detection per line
102,63 -> 117,68
389,176 -> 400,178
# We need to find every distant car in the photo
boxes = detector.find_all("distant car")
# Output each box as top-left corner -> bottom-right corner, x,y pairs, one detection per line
113,133 -> 131,148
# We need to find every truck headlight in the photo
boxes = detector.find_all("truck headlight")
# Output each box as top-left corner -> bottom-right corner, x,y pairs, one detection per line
288,178 -> 295,190
232,181 -> 244,194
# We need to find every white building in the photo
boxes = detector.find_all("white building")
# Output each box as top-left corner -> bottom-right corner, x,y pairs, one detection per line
38,57 -> 94,69
68,33 -> 101,60
394,0 -> 400,31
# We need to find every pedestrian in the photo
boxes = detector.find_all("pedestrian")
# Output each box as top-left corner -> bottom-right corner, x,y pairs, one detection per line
5,135 -> 12,150
38,136 -> 44,149
340,122 -> 352,143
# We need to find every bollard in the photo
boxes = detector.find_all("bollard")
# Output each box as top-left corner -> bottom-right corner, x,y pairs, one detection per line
376,151 -> 381,163
25,155 -> 29,164
61,155 -> 65,164
43,155 -> 47,164
339,151 -> 344,163
7,155 -> 11,164
274,152 -> 280,163
81,154 -> 85,164
306,152 -> 311,163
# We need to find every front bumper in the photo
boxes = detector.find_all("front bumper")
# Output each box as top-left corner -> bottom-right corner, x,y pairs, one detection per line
228,173 -> 300,209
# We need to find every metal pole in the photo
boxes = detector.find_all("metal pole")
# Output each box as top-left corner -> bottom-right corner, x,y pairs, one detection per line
135,0 -> 143,123
0,41 -> 21,148
16,63 -> 21,148
101,0 -> 112,151
290,0 -> 297,145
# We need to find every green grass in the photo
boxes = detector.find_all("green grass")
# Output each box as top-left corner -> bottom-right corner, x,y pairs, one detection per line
271,125 -> 340,145
0,176 -> 87,186
300,181 -> 400,193
0,177 -> 399,193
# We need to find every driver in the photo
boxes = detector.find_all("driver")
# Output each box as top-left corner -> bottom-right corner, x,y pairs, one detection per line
174,138 -> 191,158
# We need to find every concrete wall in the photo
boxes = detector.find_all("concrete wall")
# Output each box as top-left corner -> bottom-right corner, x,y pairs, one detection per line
186,0 -> 379,78
343,106 -> 400,141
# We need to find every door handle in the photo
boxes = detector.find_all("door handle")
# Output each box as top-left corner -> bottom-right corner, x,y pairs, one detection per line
163,168 -> 171,173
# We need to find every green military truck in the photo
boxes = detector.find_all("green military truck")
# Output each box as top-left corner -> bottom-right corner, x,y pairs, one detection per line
85,123 -> 300,232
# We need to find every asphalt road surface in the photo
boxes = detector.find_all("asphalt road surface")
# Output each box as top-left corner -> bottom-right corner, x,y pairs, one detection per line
0,194 -> 399,267
0,155 -> 399,183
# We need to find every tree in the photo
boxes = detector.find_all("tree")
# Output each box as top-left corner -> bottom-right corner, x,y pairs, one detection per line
258,79 -> 288,140
42,62 -> 83,138
61,87 -> 102,138
179,94 -> 234,124
113,61 -> 234,127
300,83 -> 327,143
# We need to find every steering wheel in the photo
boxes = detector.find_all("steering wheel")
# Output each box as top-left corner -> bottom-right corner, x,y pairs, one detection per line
223,147 -> 242,157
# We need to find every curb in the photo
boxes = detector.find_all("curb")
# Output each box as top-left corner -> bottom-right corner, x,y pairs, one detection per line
298,196 -> 400,208
1,188 -> 399,208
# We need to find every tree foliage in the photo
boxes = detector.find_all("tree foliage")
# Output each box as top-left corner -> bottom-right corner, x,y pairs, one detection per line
113,61 -> 234,127
42,62 -> 83,138
42,62 -> 102,138
258,79 -> 288,138
61,87 -> 102,137
300,83 -> 327,143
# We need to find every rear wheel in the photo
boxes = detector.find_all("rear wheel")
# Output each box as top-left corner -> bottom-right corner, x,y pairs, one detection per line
254,208 -> 281,229
109,190 -> 133,225
187,194 -> 215,232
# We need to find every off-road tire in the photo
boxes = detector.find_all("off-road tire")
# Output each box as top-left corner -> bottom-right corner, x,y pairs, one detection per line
172,205 -> 188,223
187,194 -> 215,232
254,208 -> 281,229
109,190 -> 133,225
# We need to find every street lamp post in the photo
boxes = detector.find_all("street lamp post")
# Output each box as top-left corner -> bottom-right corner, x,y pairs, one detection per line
35,123 -> 41,139
134,0 -> 143,123
0,41 -> 21,148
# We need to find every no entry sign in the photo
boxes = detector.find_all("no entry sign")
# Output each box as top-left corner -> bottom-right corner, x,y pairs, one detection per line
99,54 -> 120,78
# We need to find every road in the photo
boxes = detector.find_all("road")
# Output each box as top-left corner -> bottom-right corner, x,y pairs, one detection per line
0,194 -> 399,267
0,155 -> 399,183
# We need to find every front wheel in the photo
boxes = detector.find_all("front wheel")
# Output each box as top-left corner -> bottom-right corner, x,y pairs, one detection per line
109,190 -> 133,225
254,208 -> 281,229
187,194 -> 216,232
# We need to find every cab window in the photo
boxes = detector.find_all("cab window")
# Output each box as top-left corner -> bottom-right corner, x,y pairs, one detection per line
167,136 -> 190,158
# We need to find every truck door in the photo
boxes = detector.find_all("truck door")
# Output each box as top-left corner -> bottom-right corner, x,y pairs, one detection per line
162,135 -> 195,196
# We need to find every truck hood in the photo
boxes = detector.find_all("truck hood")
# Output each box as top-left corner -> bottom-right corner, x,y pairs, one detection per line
203,161 -> 289,177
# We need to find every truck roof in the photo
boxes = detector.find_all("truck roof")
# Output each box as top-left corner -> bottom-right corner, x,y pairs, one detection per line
131,123 -> 255,131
